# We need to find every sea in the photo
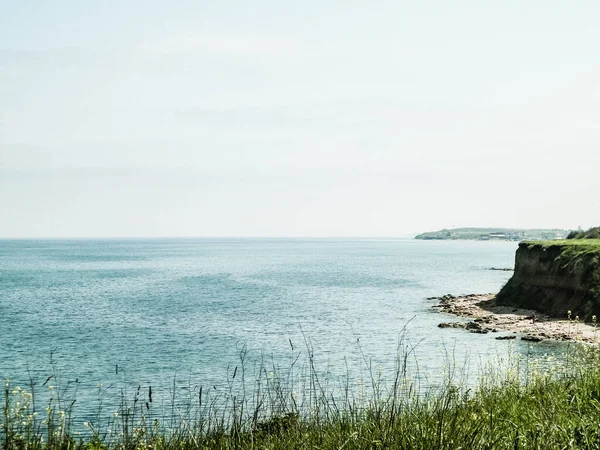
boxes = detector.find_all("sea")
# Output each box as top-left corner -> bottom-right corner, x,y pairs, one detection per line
0,238 -> 566,427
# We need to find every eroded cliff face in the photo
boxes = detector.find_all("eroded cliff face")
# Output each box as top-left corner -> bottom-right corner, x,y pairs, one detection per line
495,242 -> 600,319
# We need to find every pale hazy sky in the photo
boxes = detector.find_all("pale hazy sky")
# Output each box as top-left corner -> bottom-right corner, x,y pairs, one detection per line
1,1 -> 599,237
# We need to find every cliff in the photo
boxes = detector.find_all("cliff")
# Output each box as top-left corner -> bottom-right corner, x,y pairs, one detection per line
495,240 -> 600,320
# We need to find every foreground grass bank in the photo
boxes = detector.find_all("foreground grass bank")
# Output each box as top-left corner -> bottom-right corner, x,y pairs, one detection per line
3,343 -> 600,449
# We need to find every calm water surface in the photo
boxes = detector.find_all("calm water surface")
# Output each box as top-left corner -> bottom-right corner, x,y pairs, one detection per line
0,238 -> 563,423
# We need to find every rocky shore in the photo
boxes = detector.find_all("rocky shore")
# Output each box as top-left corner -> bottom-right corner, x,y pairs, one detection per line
431,293 -> 600,343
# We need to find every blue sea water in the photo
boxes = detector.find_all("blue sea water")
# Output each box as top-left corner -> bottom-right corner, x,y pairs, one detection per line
0,238 -> 563,425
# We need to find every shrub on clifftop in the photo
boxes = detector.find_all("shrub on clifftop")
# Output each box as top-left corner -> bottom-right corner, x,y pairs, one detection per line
567,226 -> 600,240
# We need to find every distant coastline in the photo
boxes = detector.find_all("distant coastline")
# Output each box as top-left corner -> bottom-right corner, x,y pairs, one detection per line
414,227 -> 569,241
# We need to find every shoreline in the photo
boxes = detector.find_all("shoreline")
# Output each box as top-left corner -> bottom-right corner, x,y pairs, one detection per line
431,293 -> 600,343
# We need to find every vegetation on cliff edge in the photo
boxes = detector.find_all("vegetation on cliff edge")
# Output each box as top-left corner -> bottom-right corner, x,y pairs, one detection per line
567,227 -> 600,240
522,239 -> 600,263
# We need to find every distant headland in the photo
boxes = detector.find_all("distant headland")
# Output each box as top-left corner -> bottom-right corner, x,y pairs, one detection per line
414,227 -> 569,241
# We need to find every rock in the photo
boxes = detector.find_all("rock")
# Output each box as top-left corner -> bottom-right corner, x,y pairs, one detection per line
469,329 -> 489,334
437,294 -> 456,304
474,317 -> 492,323
495,335 -> 517,340
438,320 -> 492,333
438,322 -> 466,329
465,321 -> 489,334
521,335 -> 543,342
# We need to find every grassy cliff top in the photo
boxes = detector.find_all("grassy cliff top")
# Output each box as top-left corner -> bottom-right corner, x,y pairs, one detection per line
521,239 -> 600,263
525,228 -> 600,249
523,239 -> 600,248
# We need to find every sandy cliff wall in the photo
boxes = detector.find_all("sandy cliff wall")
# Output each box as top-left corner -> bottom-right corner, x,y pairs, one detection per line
495,241 -> 600,319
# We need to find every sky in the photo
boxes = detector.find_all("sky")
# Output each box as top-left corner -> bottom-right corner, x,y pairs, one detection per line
1,1 -> 599,237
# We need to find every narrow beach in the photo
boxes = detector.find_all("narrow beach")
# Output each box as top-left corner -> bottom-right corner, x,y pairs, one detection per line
432,293 -> 600,343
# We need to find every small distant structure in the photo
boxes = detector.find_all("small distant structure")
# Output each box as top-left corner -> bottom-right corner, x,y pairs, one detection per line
480,233 -> 508,241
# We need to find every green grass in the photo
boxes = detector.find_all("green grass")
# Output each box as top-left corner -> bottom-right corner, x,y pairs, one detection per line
522,239 -> 600,267
523,239 -> 600,250
4,343 -> 600,449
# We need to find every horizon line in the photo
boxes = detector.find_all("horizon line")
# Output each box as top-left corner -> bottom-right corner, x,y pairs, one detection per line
0,235 -> 421,240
